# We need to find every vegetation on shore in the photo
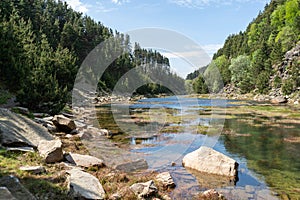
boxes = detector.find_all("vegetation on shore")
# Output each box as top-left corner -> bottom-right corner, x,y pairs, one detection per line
187,0 -> 300,97
0,134 -> 172,199
0,0 -> 184,114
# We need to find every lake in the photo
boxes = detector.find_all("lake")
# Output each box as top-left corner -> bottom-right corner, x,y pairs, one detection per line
94,96 -> 300,199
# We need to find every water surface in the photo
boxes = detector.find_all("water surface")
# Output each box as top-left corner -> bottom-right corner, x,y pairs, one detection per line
95,96 -> 300,199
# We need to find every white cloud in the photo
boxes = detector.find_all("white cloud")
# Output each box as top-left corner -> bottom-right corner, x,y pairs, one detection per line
64,0 -> 89,13
202,44 -> 223,57
169,0 -> 269,8
161,43 -> 222,59
111,0 -> 130,5
95,2 -> 117,13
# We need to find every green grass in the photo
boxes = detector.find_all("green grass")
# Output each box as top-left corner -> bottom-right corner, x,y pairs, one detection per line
0,149 -> 70,199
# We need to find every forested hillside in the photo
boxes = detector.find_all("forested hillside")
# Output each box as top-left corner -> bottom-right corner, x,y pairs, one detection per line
189,0 -> 300,97
0,0 -> 184,114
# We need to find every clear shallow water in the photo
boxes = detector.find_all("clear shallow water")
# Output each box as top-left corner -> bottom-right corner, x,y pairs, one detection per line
96,96 -> 300,199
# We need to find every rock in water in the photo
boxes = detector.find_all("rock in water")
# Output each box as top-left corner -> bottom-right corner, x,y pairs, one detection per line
52,115 -> 76,133
200,189 -> 224,199
65,153 -> 105,168
114,159 -> 148,172
130,180 -> 158,199
67,168 -> 105,199
38,139 -> 63,163
182,146 -> 238,178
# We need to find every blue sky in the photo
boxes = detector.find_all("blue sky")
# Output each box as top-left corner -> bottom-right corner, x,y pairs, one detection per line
64,0 -> 270,77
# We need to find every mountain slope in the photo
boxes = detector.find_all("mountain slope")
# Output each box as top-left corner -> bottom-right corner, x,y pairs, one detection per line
189,0 -> 300,99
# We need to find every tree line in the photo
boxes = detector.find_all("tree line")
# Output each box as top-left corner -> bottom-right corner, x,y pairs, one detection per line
188,0 -> 300,95
0,0 -> 184,114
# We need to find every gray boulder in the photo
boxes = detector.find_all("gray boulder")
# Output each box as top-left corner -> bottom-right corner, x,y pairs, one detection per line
0,108 -> 53,147
67,168 -> 105,199
182,146 -> 238,178
0,176 -> 36,200
38,139 -> 63,163
52,115 -> 76,133
129,180 -> 158,199
0,187 -> 17,200
65,153 -> 104,168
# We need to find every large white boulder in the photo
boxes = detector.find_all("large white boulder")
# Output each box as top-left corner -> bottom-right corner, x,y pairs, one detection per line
182,146 -> 238,177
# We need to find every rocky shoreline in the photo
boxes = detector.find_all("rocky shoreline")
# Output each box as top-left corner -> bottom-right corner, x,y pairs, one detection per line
1,92 -> 293,199
1,102 -> 237,200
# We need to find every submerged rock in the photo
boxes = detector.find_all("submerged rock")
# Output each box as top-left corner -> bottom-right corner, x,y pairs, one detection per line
200,189 -> 225,200
217,186 -> 279,200
67,168 -> 105,199
182,146 -> 238,178
114,159 -> 148,172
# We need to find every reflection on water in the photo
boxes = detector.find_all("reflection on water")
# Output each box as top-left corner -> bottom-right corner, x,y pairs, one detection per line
96,96 -> 300,199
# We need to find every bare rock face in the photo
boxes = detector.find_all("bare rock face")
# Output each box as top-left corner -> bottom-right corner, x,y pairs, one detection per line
182,146 -> 238,178
0,108 -> 53,147
67,168 -> 106,200
129,180 -> 158,199
52,115 -> 76,133
38,139 -> 63,163
65,153 -> 105,168
0,176 -> 37,200
156,172 -> 175,188
0,187 -> 17,200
